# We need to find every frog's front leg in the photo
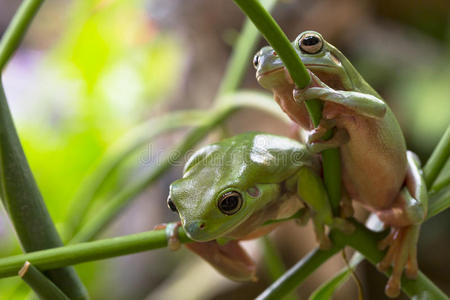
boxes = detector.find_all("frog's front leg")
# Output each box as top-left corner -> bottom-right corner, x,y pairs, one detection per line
185,240 -> 257,282
296,166 -> 354,249
375,151 -> 428,298
293,71 -> 387,120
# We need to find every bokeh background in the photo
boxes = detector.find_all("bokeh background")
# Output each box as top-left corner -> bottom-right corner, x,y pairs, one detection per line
0,0 -> 449,299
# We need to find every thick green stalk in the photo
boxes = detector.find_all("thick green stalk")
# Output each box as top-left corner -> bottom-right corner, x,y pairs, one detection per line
65,110 -> 206,239
69,106 -> 237,243
232,0 -> 341,215
0,83 -> 87,299
0,227 -> 191,278
0,0 -> 44,71
19,262 -> 70,300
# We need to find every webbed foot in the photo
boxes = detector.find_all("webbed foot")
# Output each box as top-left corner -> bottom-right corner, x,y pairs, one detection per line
377,224 -> 420,298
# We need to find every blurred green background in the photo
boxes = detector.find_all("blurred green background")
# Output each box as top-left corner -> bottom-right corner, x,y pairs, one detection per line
0,0 -> 448,299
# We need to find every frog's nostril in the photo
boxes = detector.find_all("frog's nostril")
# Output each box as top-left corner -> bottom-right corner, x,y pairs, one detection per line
199,223 -> 205,230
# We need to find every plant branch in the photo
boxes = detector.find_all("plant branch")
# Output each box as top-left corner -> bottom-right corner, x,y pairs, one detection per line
0,227 -> 191,278
0,0 -> 44,72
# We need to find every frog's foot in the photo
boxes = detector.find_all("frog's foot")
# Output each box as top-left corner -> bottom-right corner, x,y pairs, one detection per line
377,224 -> 420,298
307,119 -> 337,143
154,222 -> 182,251
340,194 -> 354,218
311,215 -> 332,250
185,240 -> 257,282
294,207 -> 311,226
307,127 -> 349,153
331,217 -> 355,234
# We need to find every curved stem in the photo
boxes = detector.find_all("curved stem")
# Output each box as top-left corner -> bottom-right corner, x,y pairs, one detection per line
0,0 -> 44,72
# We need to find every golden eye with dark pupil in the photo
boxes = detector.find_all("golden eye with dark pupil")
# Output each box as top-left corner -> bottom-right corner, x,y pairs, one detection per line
167,198 -> 178,213
218,191 -> 242,215
299,34 -> 323,54
253,55 -> 260,69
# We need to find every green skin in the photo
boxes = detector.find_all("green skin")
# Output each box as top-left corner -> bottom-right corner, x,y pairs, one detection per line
253,31 -> 428,298
167,132 -> 351,282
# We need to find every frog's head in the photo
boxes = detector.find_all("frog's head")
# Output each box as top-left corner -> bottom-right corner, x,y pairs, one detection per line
254,30 -> 355,91
167,132 -> 305,242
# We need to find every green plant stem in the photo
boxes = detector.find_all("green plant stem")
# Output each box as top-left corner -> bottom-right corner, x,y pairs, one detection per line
0,0 -> 44,72
19,262 -> 70,300
217,0 -> 277,98
0,227 -> 191,278
424,125 -> 450,187
261,237 -> 300,300
69,106 -> 237,243
0,84 -> 87,299
65,110 -> 207,240
232,0 -> 341,215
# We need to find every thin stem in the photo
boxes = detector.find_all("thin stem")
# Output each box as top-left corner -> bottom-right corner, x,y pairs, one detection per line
424,125 -> 450,187
261,237 -> 299,300
0,0 -> 44,71
256,246 -> 342,300
19,262 -> 69,300
0,227 -> 191,278
232,0 -> 341,215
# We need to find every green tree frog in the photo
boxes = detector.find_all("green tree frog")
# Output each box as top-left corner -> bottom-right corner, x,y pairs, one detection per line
166,132 -> 352,282
253,31 -> 428,297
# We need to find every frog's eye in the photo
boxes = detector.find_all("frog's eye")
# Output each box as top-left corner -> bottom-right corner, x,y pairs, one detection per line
299,33 -> 323,54
253,54 -> 260,69
218,191 -> 242,215
167,197 -> 178,213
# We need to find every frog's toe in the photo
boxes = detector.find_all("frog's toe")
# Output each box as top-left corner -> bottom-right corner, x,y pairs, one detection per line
385,276 -> 401,298
378,225 -> 421,298
318,236 -> 332,250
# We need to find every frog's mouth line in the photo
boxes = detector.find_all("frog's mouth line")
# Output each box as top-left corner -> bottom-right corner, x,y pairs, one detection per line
257,64 -> 335,79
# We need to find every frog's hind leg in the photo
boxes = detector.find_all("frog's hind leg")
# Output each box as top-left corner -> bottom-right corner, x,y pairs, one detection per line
375,151 -> 428,298
185,240 -> 256,282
